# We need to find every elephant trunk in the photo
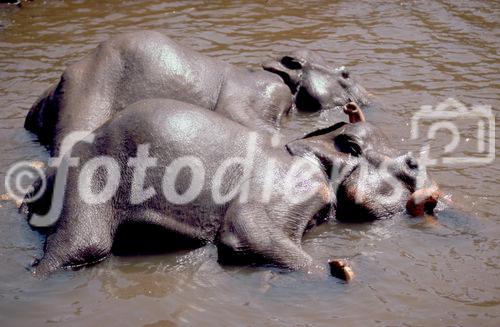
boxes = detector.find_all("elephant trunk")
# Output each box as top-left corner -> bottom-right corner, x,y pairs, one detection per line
406,187 -> 441,217
343,102 -> 365,123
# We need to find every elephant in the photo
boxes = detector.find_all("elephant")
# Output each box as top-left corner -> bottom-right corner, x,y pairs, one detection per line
24,99 -> 439,277
24,30 -> 371,156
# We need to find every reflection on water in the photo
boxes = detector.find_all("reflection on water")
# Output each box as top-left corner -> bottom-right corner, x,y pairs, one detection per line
0,0 -> 499,326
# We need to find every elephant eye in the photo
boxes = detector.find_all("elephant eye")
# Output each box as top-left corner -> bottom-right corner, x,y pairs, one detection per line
334,134 -> 362,156
281,56 -> 302,70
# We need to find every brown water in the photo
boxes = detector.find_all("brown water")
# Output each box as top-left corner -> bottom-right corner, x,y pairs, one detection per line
0,1 -> 499,326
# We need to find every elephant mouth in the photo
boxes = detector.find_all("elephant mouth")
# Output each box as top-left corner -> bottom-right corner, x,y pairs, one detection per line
335,187 -> 400,222
334,164 -> 408,222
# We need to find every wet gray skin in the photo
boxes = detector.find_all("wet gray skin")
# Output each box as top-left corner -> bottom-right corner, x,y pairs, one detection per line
24,99 -> 437,276
263,50 -> 370,112
24,30 -> 371,156
286,117 -> 439,222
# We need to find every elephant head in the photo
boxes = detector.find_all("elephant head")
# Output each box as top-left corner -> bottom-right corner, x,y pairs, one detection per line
263,50 -> 371,112
286,103 -> 440,222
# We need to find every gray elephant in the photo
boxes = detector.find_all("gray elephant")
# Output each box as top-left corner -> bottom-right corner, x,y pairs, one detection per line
24,99 -> 439,277
24,30 -> 370,156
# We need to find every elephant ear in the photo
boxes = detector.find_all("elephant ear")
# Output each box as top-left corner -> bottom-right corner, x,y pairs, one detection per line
285,122 -> 348,179
302,122 -> 347,139
262,54 -> 305,92
279,56 -> 303,70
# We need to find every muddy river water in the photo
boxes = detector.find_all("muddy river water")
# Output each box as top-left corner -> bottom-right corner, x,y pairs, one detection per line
0,1 -> 499,326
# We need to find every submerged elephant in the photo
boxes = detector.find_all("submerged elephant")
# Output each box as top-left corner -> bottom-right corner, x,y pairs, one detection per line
24,99 -> 439,276
24,30 -> 370,155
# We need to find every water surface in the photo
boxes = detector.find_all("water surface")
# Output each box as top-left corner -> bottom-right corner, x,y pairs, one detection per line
0,1 -> 499,326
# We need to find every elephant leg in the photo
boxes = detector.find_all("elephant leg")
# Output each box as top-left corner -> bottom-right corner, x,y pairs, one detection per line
217,202 -> 313,270
33,204 -> 116,276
